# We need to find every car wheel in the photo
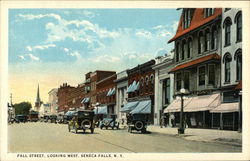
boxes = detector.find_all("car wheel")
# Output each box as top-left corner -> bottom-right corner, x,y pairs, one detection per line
134,121 -> 144,130
105,126 -> 108,130
100,125 -> 103,129
83,129 -> 86,133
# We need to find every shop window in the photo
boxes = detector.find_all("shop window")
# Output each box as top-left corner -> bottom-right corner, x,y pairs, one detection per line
184,72 -> 190,90
224,53 -> 232,83
176,73 -> 182,91
163,78 -> 170,104
235,49 -> 242,81
235,12 -> 242,42
187,37 -> 192,58
208,64 -> 215,85
211,25 -> 218,50
198,66 -> 206,86
224,17 -> 232,46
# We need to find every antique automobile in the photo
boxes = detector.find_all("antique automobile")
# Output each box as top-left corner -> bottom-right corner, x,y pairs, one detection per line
100,114 -> 119,130
57,114 -> 64,124
49,115 -> 57,123
64,110 -> 76,124
43,115 -> 50,122
68,110 -> 95,134
15,114 -> 28,123
28,111 -> 39,122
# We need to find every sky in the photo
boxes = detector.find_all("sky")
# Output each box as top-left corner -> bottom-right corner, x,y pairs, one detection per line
8,9 -> 181,105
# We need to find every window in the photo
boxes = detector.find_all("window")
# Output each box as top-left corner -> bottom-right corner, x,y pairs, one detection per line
176,73 -> 182,91
187,37 -> 192,58
208,64 -> 215,85
176,43 -> 180,62
204,8 -> 214,18
183,9 -> 192,29
223,91 -> 238,103
163,78 -> 170,104
181,39 -> 186,60
224,53 -> 232,83
140,78 -> 144,94
211,26 -> 217,49
235,49 -> 242,81
198,66 -> 206,86
235,12 -> 242,42
205,29 -> 210,51
150,74 -> 154,91
184,72 -> 190,90
224,17 -> 232,46
198,31 -> 204,54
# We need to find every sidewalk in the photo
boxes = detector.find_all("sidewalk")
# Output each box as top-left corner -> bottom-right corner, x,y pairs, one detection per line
147,125 -> 242,146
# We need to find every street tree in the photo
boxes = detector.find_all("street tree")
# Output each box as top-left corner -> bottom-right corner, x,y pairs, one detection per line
14,102 -> 32,115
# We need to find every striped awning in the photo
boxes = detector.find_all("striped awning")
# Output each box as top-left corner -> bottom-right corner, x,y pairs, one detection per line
210,102 -> 239,113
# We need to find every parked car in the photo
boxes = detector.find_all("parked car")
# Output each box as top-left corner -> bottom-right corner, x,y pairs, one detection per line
28,111 -> 39,122
100,114 -> 119,130
68,110 -> 95,134
15,115 -> 28,123
49,115 -> 57,123
127,113 -> 149,133
43,115 -> 50,122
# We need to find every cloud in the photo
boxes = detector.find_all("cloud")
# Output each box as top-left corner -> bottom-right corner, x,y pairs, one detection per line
27,54 -> 40,61
26,44 -> 56,51
90,54 -> 120,63
18,55 -> 25,60
82,10 -> 96,18
135,30 -> 152,39
63,48 -> 69,52
18,13 -> 61,21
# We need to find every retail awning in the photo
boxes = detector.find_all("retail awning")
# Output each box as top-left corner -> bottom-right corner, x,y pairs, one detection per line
120,101 -> 139,112
184,93 -> 220,112
210,102 -> 239,113
127,81 -> 137,93
164,93 -> 220,113
130,100 -> 151,114
94,106 -> 107,114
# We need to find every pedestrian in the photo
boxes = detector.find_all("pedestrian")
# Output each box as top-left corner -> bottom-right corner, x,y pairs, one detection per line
170,114 -> 175,127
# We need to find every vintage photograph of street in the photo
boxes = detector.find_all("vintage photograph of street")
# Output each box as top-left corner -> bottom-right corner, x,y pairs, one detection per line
5,5 -> 245,155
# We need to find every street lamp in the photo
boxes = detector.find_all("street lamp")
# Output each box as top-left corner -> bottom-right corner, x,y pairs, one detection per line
238,90 -> 242,133
178,88 -> 186,134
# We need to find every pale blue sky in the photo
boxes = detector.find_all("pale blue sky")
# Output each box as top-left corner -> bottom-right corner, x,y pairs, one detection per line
9,9 -> 181,103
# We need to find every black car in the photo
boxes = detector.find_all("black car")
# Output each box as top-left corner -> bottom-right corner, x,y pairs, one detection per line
15,115 -> 28,123
49,115 -> 57,123
127,113 -> 149,133
100,114 -> 119,130
43,115 -> 50,122
68,110 -> 95,134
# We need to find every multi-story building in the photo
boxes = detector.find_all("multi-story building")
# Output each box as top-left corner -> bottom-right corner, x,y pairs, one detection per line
152,50 -> 175,126
114,70 -> 129,124
125,60 -> 156,124
210,8 -> 242,130
166,8 -> 222,128
48,88 -> 58,114
96,74 -> 117,114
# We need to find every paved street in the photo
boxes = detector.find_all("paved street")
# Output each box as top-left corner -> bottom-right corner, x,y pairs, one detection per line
8,122 -> 241,153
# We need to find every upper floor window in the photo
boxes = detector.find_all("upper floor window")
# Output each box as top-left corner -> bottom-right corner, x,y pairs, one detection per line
181,39 -> 186,60
208,64 -> 215,85
198,66 -> 206,86
211,25 -> 218,50
224,17 -> 232,46
163,78 -> 170,104
235,12 -> 242,42
140,78 -> 144,94
224,53 -> 232,83
183,9 -> 192,29
150,74 -> 154,91
235,49 -> 242,81
176,73 -> 182,91
184,72 -> 190,90
204,8 -> 215,18
176,42 -> 180,62
205,29 -> 210,52
187,37 -> 192,58
198,31 -> 204,54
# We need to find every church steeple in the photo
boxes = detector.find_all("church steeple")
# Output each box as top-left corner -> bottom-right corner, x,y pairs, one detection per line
35,83 -> 42,111
36,84 -> 41,103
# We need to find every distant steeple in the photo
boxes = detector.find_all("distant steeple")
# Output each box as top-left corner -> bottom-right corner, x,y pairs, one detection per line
35,83 -> 42,111
36,84 -> 41,103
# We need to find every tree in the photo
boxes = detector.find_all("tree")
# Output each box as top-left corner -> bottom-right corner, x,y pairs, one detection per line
14,102 -> 32,115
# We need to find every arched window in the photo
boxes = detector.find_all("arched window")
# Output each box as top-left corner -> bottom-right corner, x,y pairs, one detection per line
211,25 -> 218,49
224,53 -> 232,83
145,76 -> 149,93
187,37 -> 192,58
235,12 -> 242,42
205,28 -> 210,51
181,39 -> 186,60
140,77 -> 144,94
235,49 -> 242,81
176,42 -> 179,62
150,74 -> 154,91
223,17 -> 232,46
198,31 -> 204,54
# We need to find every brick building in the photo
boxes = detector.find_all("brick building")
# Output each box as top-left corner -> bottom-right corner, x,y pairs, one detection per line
125,60 -> 156,124
96,74 -> 117,114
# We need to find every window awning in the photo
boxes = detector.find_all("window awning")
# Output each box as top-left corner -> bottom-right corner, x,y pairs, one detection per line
107,88 -> 112,96
81,98 -> 86,103
120,101 -> 139,112
130,100 -> 151,114
210,102 -> 239,113
184,93 -> 220,112
164,93 -> 220,113
127,81 -> 137,93
94,106 -> 107,114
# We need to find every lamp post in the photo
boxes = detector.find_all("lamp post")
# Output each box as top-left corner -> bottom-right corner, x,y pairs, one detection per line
178,88 -> 186,134
238,90 -> 242,133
